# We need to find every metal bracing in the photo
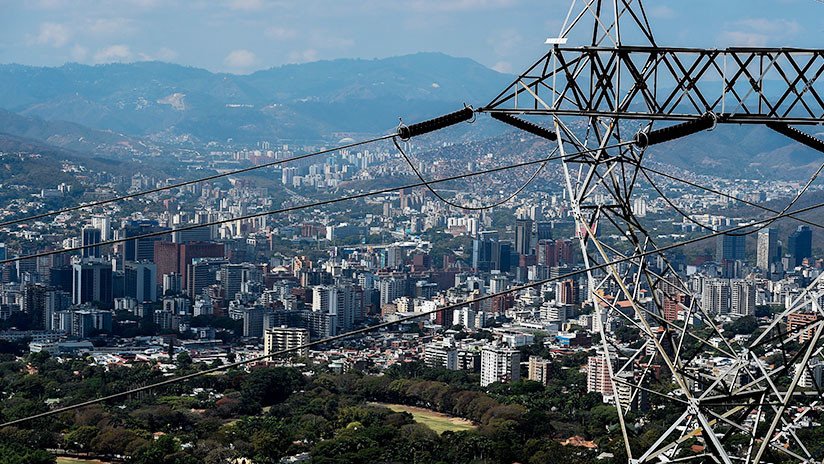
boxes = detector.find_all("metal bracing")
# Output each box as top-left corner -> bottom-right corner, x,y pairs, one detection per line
483,46 -> 824,125
481,1 -> 824,462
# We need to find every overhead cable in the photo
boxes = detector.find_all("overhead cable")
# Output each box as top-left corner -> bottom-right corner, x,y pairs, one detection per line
0,148 -> 582,266
0,134 -> 397,229
5,196 -> 824,427
639,165 -> 824,231
641,161 -> 824,236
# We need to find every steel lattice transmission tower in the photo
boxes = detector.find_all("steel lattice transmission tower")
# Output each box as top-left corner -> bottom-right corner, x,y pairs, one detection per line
479,1 -> 823,462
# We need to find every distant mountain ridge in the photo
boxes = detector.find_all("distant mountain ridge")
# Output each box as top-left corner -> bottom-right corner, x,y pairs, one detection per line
0,53 -> 510,142
0,53 -> 821,181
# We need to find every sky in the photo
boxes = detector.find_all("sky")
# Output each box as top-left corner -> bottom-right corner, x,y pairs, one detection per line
0,0 -> 821,74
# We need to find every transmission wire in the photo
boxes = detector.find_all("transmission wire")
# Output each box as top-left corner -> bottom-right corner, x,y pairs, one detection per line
4,196 -> 824,427
0,148 -> 581,266
640,164 -> 824,232
0,134 -> 396,229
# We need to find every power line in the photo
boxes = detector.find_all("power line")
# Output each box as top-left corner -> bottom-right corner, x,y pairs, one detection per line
0,149 -> 581,266
394,136 -> 561,211
0,134 -> 396,229
5,196 -> 824,427
640,162 -> 824,236
640,165 -> 824,231
395,134 -> 630,211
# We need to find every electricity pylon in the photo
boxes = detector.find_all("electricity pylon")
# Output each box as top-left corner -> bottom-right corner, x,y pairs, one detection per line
481,1 -> 823,462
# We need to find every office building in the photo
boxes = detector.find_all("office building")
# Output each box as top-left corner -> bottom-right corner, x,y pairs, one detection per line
187,258 -> 228,298
716,233 -> 746,263
155,241 -> 225,290
121,220 -> 169,262
72,259 -> 113,309
788,225 -> 813,267
756,228 -> 779,271
81,227 -> 101,259
124,261 -> 157,303
163,273 -> 182,295
91,215 -> 112,241
515,218 -> 533,256
71,309 -> 113,338
536,221 -> 553,240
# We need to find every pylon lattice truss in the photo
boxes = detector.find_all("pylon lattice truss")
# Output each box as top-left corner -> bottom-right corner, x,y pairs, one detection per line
479,1 -> 824,462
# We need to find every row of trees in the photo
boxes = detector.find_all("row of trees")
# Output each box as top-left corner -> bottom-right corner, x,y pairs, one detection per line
0,349 -> 617,463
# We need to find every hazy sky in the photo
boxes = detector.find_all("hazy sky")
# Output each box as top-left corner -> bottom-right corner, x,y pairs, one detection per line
0,0 -> 821,74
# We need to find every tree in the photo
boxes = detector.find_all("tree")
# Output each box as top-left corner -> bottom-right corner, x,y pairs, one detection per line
130,435 -> 197,464
241,367 -> 304,407
0,443 -> 55,464
724,316 -> 758,337
176,352 -> 193,369
65,425 -> 99,451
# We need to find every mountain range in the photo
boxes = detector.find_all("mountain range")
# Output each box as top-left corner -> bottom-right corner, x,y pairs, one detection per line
0,52 -> 820,180
0,53 -> 509,143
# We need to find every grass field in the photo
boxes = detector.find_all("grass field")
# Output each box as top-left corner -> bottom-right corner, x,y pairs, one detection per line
372,403 -> 476,434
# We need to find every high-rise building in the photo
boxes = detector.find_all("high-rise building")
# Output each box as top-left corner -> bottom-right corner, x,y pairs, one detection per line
528,356 -> 552,385
788,313 -> 819,343
730,279 -> 756,317
587,354 -> 614,397
264,326 -> 310,358
489,274 -> 509,294
162,273 -> 182,295
536,221 -> 553,241
173,226 -> 213,244
71,309 -> 113,338
219,264 -> 248,301
81,227 -> 102,259
702,279 -> 730,315
121,220 -> 170,262
514,219 -> 533,256
554,239 -> 574,266
473,233 -> 496,271
557,279 -> 580,305
21,284 -> 50,329
757,228 -> 779,271
661,292 -> 688,322
187,258 -> 228,298
424,339 -> 458,370
480,344 -> 520,386
44,290 -> 71,330
312,284 -> 358,334
716,233 -> 746,263
155,241 -> 225,290
240,306 -> 265,338
91,215 -> 112,241
72,259 -> 113,308
378,277 -> 406,307
124,261 -> 157,303
788,225 -> 813,267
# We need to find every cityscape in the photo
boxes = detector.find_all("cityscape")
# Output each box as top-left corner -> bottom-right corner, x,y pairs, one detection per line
0,1 -> 823,464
